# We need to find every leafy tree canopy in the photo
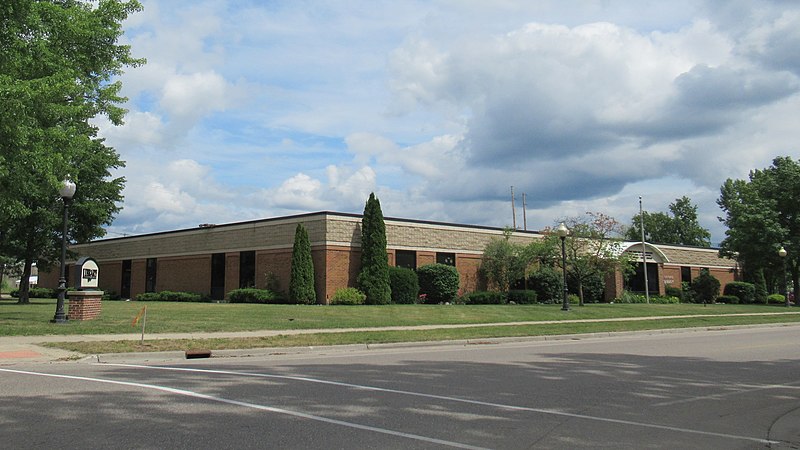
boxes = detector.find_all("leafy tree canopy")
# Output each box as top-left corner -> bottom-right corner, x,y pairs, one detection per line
555,212 -> 632,305
0,0 -> 143,303
626,196 -> 711,247
718,156 -> 800,296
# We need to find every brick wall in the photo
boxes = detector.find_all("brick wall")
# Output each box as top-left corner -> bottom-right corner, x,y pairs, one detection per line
67,291 -> 102,320
157,255 -> 212,295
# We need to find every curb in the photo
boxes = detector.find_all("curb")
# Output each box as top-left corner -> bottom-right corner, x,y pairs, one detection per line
80,323 -> 800,365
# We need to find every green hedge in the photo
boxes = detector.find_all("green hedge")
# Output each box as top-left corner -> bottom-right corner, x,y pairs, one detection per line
462,291 -> 506,304
716,294 -> 740,304
330,287 -> 366,305
389,266 -> 419,304
616,291 -> 680,304
135,291 -> 205,302
507,290 -> 537,304
417,263 -> 460,304
10,287 -> 56,298
723,282 -> 755,304
768,294 -> 786,305
227,288 -> 283,304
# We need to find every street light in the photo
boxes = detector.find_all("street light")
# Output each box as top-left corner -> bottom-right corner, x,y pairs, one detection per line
52,177 -> 76,323
779,246 -> 788,307
556,222 -> 569,311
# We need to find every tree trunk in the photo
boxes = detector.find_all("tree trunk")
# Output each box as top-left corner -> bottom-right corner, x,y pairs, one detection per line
17,257 -> 33,304
578,281 -> 585,306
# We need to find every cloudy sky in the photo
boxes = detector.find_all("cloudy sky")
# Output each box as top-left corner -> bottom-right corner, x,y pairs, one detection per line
96,0 -> 800,244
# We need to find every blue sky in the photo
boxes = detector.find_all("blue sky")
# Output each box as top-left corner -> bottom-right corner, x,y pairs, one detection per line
95,0 -> 800,244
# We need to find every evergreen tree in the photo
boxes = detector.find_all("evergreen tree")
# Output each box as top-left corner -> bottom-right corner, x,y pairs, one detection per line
289,224 -> 316,304
357,193 -> 391,304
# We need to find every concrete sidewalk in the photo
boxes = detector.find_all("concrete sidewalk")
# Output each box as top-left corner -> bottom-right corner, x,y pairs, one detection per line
3,312 -> 800,365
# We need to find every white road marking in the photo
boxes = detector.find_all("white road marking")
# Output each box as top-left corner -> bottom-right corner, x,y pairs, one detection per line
653,381 -> 800,407
99,363 -> 779,445
0,367 -> 489,450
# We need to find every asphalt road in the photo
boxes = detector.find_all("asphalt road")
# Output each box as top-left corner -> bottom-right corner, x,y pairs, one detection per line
2,325 -> 800,449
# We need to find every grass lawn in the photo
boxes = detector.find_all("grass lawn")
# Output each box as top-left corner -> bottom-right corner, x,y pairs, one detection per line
3,296 -> 800,337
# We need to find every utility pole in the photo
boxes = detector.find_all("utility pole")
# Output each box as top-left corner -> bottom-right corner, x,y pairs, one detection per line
522,193 -> 527,231
511,186 -> 516,229
640,196 -> 650,304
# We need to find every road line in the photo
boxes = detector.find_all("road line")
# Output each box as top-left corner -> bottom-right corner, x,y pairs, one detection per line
653,381 -> 800,407
0,367 -> 489,450
100,363 -> 779,445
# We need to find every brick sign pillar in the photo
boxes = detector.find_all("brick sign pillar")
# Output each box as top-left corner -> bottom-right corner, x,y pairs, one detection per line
68,257 -> 103,320
68,290 -> 103,320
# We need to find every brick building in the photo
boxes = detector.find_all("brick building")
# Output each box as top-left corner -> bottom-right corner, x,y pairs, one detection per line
38,211 -> 738,302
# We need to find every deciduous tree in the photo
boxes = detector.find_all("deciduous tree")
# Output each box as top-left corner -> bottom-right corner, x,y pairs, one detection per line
626,196 -> 711,246
557,213 -> 631,305
0,0 -> 143,303
718,156 -> 800,298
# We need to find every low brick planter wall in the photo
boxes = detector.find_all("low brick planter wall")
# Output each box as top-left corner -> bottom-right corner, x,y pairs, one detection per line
68,290 -> 103,320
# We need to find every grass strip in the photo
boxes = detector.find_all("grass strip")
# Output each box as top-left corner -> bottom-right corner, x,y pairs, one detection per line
43,313 -> 800,354
2,299 -> 796,336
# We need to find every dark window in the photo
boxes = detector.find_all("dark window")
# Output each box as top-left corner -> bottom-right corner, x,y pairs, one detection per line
395,250 -> 417,269
145,258 -> 157,293
436,252 -> 456,266
626,262 -> 658,294
681,266 -> 692,284
239,251 -> 256,288
211,253 -> 226,300
121,260 -> 132,298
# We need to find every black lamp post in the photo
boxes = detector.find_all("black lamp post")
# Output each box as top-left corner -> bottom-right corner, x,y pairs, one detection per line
52,177 -> 76,323
557,222 -> 569,311
779,246 -> 788,307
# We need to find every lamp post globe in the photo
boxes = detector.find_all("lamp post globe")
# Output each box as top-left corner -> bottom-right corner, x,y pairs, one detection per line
52,177 -> 76,323
557,222 -> 569,311
779,246 -> 788,307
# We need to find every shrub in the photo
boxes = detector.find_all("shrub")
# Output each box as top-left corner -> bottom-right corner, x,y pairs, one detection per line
135,291 -> 205,302
135,292 -> 160,302
507,290 -> 537,304
616,291 -> 647,303
690,270 -> 720,304
103,291 -> 122,301
768,294 -> 786,305
724,282 -> 755,304
357,193 -> 391,304
289,224 -> 316,304
417,263 -> 460,304
716,294 -> 740,304
528,267 -> 563,304
754,269 -> 768,304
567,270 -> 605,303
462,291 -> 506,304
650,295 -> 680,304
158,291 -> 204,302
228,288 -> 282,304
665,286 -> 682,298
388,266 -> 419,304
616,291 -> 680,304
330,287 -> 366,305
11,287 -> 56,298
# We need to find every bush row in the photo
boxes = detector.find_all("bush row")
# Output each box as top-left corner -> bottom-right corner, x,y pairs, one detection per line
10,287 -> 57,298
460,290 -> 539,305
135,291 -> 205,302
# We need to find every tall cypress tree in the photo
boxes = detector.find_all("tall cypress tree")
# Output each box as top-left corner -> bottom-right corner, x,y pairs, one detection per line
357,193 -> 391,304
289,223 -> 316,304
